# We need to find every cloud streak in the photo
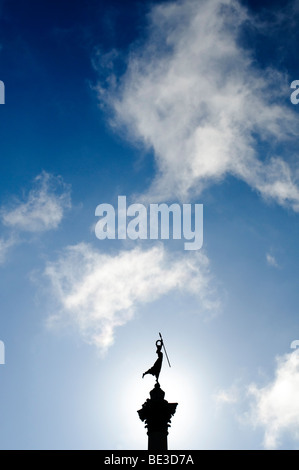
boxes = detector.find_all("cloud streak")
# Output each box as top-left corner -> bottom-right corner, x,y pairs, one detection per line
266,253 -> 279,268
0,236 -> 15,265
248,350 -> 299,449
214,350 -> 299,449
1,171 -> 71,233
97,0 -> 299,209
44,243 -> 218,353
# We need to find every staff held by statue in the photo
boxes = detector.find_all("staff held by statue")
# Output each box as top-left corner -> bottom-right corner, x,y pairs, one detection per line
142,332 -> 171,383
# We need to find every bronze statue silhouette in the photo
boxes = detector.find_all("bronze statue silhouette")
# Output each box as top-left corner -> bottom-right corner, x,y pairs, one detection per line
142,339 -> 163,382
142,333 -> 171,383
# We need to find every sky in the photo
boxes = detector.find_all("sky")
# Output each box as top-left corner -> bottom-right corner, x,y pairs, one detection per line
0,0 -> 299,450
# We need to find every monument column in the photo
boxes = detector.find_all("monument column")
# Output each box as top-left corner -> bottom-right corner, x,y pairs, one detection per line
138,333 -> 178,450
138,382 -> 177,450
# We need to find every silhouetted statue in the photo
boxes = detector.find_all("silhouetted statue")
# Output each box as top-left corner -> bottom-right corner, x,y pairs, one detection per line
142,339 -> 163,382
139,333 -> 175,450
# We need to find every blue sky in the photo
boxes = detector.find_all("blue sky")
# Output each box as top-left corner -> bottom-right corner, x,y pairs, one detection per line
1,0 -> 299,450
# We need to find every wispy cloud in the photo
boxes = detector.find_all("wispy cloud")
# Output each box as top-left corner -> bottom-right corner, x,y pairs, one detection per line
214,383 -> 240,406
0,171 -> 71,265
97,0 -> 299,209
248,350 -> 299,449
1,171 -> 71,233
266,253 -> 279,268
214,350 -> 299,449
44,243 -> 219,353
0,237 -> 16,265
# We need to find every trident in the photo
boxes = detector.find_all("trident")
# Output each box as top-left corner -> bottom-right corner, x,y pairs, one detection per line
159,332 -> 171,368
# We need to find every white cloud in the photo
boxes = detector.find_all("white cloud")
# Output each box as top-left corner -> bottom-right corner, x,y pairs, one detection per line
266,253 -> 278,268
214,384 -> 240,406
97,0 -> 299,209
248,350 -> 299,449
1,171 -> 71,232
44,243 -> 218,353
0,237 -> 15,264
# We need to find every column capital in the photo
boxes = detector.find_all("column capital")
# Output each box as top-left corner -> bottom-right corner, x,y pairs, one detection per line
138,383 -> 178,448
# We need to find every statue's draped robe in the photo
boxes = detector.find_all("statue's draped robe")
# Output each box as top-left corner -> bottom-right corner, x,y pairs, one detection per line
143,342 -> 163,381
